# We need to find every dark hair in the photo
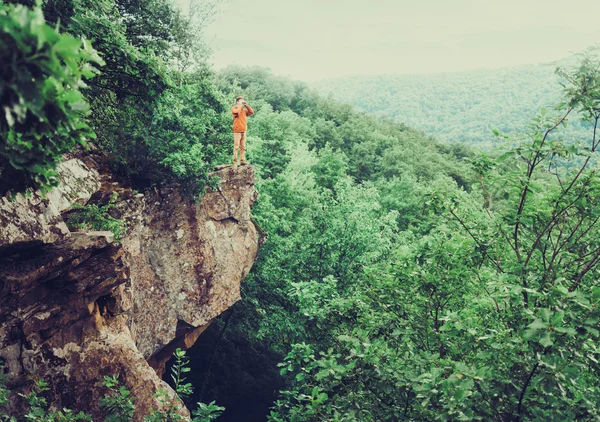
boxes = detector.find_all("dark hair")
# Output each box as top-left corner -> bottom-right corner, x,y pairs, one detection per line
236,96 -> 244,102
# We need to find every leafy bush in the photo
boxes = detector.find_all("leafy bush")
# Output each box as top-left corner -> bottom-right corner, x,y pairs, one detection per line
66,193 -> 124,241
100,375 -> 135,422
0,1 -> 103,194
145,349 -> 226,422
0,350 -> 225,421
192,401 -> 226,422
0,369 -> 13,422
15,379 -> 91,421
139,80 -> 230,195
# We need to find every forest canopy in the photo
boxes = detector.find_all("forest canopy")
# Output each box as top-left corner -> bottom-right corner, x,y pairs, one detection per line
314,56 -> 595,148
194,55 -> 600,422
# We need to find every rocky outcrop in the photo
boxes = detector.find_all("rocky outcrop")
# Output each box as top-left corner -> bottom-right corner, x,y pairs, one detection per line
0,159 -> 263,419
0,159 -> 101,247
121,164 -> 261,373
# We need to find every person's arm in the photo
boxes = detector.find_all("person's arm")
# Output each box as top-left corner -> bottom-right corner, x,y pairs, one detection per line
243,103 -> 254,116
232,105 -> 240,116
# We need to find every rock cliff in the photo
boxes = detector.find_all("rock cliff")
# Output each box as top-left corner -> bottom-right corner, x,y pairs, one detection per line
0,158 -> 263,419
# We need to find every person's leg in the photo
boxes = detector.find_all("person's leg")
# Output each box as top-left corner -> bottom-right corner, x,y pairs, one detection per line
233,132 -> 241,165
240,132 -> 247,164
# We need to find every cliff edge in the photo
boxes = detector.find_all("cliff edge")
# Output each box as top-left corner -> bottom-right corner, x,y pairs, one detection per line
0,158 -> 264,419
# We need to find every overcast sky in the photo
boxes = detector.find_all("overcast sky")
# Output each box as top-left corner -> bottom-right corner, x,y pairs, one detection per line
177,0 -> 600,81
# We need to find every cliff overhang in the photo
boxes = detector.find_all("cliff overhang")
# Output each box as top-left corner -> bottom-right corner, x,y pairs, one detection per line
0,158 -> 264,419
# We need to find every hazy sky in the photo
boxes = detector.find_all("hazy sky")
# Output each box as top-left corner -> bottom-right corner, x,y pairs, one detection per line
178,0 -> 600,81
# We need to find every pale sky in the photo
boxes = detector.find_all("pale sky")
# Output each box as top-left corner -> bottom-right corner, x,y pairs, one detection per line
178,0 -> 600,81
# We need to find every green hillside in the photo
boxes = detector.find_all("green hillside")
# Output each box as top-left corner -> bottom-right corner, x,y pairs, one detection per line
314,59 -> 591,147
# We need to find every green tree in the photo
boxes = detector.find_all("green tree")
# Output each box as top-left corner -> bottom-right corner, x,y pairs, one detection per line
268,55 -> 600,422
0,1 -> 103,194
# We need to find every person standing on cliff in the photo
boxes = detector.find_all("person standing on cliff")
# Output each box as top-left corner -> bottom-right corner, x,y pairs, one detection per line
231,96 -> 254,166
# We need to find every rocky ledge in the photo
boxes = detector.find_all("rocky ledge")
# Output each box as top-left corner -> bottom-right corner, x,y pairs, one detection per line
0,159 -> 264,420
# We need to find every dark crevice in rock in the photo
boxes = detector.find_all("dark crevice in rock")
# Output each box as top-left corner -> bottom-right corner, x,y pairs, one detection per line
21,284 -> 53,308
212,216 -> 239,224
148,319 -> 212,378
175,319 -> 195,337
0,240 -> 46,260
97,294 -> 118,317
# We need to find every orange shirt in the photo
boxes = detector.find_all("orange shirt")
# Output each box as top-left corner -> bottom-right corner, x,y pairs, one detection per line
232,104 -> 255,133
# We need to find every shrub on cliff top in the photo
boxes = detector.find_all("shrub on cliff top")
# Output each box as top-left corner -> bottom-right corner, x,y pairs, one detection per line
66,193 -> 125,241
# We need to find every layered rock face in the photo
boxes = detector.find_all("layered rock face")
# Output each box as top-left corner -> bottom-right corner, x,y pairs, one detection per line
0,159 -> 263,419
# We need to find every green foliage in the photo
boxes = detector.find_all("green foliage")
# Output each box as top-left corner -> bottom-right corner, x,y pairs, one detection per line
315,53 -> 594,148
99,375 -> 135,422
68,0 -> 227,193
171,348 -> 193,400
1,350 -> 225,420
191,401 -> 225,422
145,349 -> 227,422
1,0 -> 225,194
163,64 -> 475,421
0,1 -> 103,194
260,55 -> 600,421
66,193 -> 124,241
17,379 -> 91,421
215,66 -> 303,113
143,389 -> 186,422
185,57 -> 600,421
0,369 -> 16,422
136,79 -> 230,195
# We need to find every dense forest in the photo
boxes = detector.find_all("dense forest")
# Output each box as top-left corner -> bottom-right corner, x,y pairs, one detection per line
314,59 -> 593,148
2,1 -> 600,421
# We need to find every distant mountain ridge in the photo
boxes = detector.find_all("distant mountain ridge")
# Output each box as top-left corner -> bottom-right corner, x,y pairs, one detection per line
313,57 -> 590,147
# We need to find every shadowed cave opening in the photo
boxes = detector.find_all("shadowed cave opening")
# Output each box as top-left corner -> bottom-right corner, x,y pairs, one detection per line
163,308 -> 284,422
